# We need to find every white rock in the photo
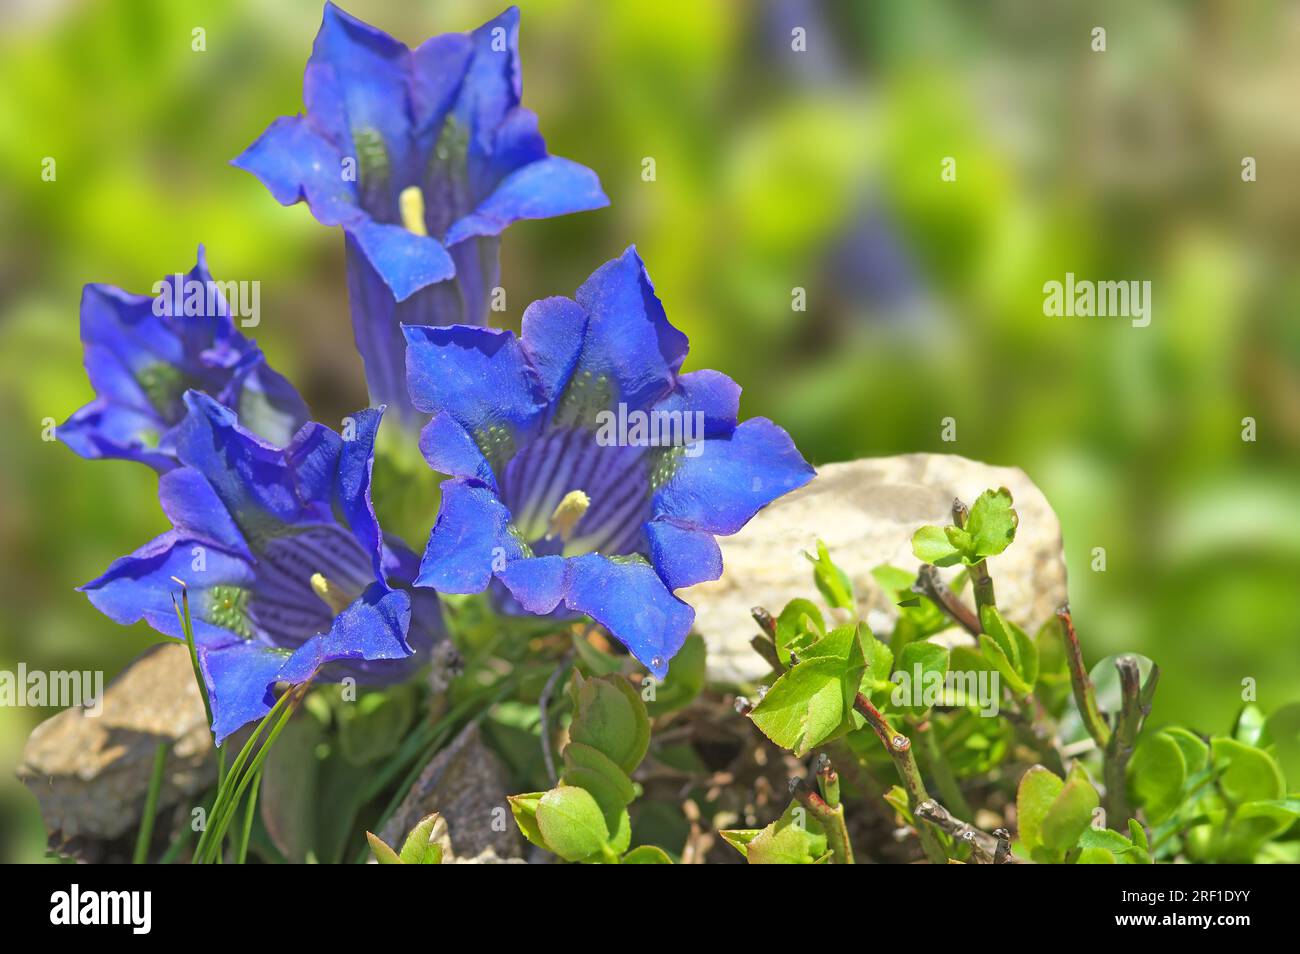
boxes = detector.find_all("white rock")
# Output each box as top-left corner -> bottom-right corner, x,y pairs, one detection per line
683,454 -> 1068,684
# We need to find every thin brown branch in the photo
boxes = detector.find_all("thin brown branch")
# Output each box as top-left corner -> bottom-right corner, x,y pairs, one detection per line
1056,604 -> 1111,748
912,565 -> 980,637
914,800 -> 1024,864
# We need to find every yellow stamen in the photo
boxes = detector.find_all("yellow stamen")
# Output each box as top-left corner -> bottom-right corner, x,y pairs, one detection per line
399,185 -> 428,236
547,490 -> 591,544
310,572 -> 352,615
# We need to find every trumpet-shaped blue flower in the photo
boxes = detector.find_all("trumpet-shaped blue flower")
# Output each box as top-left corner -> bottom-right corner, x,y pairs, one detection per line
234,3 -> 608,426
58,248 -> 309,471
405,248 -> 815,677
80,391 -> 438,742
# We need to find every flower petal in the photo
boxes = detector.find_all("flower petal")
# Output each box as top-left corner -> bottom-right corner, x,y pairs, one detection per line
570,246 -> 689,412
58,399 -> 177,472
497,555 -> 566,614
560,554 -> 693,678
403,324 -> 542,436
199,642 -> 294,744
645,519 -> 723,591
415,479 -> 522,594
79,531 -> 254,638
231,115 -> 358,226
652,417 -> 815,536
345,219 -> 456,303
417,411 -> 496,487
445,156 -> 609,247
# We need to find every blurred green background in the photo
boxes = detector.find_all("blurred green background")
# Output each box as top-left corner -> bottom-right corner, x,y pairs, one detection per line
1,0 -> 1297,860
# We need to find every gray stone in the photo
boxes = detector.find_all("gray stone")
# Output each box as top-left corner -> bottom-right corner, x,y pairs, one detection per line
379,722 -> 522,861
683,454 -> 1068,684
16,642 -> 214,842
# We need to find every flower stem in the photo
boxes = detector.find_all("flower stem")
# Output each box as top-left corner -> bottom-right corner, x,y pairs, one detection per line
132,741 -> 169,864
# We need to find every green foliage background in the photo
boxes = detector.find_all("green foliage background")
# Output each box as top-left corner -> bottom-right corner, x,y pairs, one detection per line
1,0 -> 1297,859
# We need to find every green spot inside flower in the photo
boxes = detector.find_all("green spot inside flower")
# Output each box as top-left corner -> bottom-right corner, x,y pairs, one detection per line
135,362 -> 188,423
425,114 -> 470,236
553,371 -> 613,429
649,444 -> 685,490
206,585 -> 252,639
352,126 -> 390,213
472,422 -> 516,472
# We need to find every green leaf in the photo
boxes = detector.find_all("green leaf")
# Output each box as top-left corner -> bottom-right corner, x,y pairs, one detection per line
750,623 -> 869,755
1162,726 -> 1210,776
892,640 -> 950,716
860,630 -> 896,695
804,539 -> 855,610
507,792 -> 548,852
535,785 -> 611,862
979,634 -> 1031,696
366,831 -> 403,864
336,684 -> 417,766
398,813 -> 444,865
561,742 -> 636,822
622,845 -> 673,864
1016,765 -> 1064,853
646,632 -> 706,715
718,828 -> 761,858
912,525 -> 962,566
568,673 -> 651,775
750,658 -> 848,756
1079,827 -> 1149,864
1212,737 -> 1285,805
1041,763 -> 1100,854
1128,732 -> 1187,823
1076,846 -> 1115,864
965,487 -> 1018,558
1262,702 -> 1300,792
979,606 -> 1037,691
745,802 -> 827,864
1234,703 -> 1267,746
775,598 -> 825,667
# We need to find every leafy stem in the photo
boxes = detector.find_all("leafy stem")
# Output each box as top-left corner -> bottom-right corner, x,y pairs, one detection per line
951,499 -> 996,620
853,692 -> 946,863
790,776 -> 854,864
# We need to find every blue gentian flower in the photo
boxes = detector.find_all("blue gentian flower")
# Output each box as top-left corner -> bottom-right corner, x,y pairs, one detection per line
234,3 -> 609,426
58,248 -> 309,472
405,247 -> 815,677
80,391 -> 439,742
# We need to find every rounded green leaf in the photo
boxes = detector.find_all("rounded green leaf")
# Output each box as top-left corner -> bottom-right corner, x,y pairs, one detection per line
1128,732 -> 1186,822
1041,764 -> 1100,854
561,742 -> 636,820
568,673 -> 651,775
1212,737 -> 1284,805
912,525 -> 961,566
622,845 -> 673,864
965,487 -> 1018,558
1076,846 -> 1115,864
1162,726 -> 1210,776
1016,765 -> 1064,852
535,785 -> 611,862
1262,702 -> 1300,791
